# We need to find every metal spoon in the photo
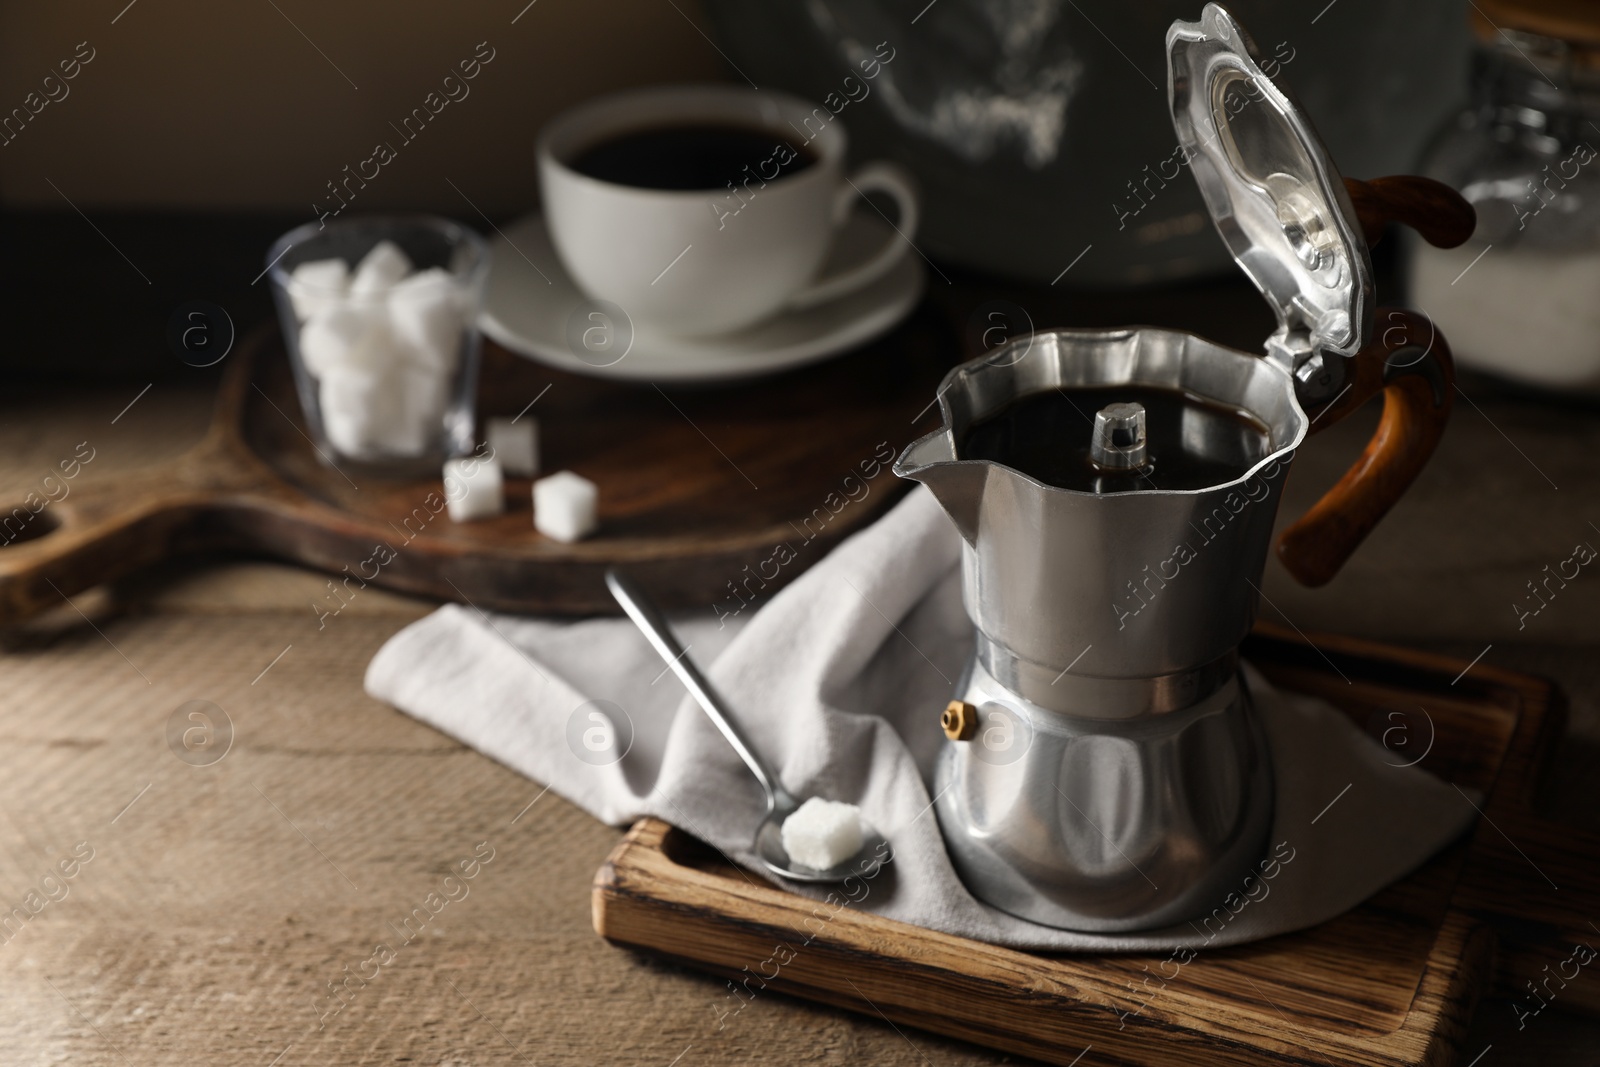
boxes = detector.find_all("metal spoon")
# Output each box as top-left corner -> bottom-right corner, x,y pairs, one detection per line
605,568 -> 890,883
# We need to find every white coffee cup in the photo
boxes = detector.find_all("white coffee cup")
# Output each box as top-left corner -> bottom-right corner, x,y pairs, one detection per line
538,84 -> 920,337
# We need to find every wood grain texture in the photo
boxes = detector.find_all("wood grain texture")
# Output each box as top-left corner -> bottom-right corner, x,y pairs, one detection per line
0,230 -> 1590,1067
594,624 -> 1595,1067
1344,177 -> 1477,250
1,383 -> 1598,1065
1277,309 -> 1455,587
0,309 -> 955,624
0,606 -> 1023,1067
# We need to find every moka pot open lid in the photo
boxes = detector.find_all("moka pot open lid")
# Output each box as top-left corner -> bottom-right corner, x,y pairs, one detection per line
1167,3 -> 1374,369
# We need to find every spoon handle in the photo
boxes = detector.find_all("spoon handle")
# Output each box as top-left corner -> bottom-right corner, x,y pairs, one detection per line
605,569 -> 784,804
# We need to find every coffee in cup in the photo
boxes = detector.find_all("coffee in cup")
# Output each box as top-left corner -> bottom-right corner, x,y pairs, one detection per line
538,85 -> 920,337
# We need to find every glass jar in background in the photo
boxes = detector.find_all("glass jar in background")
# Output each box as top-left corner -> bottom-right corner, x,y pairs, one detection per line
266,215 -> 489,474
1407,2 -> 1600,393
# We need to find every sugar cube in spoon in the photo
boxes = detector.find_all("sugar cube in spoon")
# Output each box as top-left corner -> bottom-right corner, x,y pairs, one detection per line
780,798 -> 864,871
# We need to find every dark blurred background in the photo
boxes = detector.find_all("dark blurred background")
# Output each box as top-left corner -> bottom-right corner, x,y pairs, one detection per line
0,0 -> 1478,383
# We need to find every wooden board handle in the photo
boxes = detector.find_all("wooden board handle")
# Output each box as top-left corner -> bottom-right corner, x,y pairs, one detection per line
0,427 -> 278,624
1344,175 -> 1476,249
1276,309 -> 1454,587
0,462 -> 215,623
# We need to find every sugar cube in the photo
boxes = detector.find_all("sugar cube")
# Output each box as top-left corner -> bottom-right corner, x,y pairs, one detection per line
287,258 -> 350,321
444,456 -> 504,522
486,417 -> 538,476
319,366 -> 403,457
532,470 -> 597,542
780,798 -> 864,871
399,361 -> 449,420
299,304 -> 387,378
388,267 -> 464,373
367,363 -> 447,456
293,242 -> 472,462
348,240 -> 413,300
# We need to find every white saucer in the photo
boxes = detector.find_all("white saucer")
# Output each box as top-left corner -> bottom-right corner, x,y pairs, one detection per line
479,213 -> 925,383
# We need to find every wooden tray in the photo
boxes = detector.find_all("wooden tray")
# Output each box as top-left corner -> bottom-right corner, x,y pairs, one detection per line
593,624 -> 1599,1067
0,308 -> 955,623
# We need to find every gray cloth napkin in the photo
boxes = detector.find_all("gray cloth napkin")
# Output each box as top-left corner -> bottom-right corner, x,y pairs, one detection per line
365,487 -> 1476,951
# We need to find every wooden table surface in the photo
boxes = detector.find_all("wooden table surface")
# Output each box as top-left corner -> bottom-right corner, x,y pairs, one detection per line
2,373 -> 1598,1066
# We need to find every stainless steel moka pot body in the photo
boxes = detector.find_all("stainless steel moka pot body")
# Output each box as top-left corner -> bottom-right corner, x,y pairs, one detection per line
896,5 -> 1385,932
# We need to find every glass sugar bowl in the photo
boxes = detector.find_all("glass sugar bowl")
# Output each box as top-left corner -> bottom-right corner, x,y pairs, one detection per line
266,215 -> 489,474
1406,1 -> 1600,393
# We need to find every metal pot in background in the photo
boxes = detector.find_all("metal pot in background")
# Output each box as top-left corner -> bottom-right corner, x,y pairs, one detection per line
703,0 -> 1470,288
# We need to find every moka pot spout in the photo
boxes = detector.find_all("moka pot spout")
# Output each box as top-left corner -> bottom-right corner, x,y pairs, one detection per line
893,429 -> 986,547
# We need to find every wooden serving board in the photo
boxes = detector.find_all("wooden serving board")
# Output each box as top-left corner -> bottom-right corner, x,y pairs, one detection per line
0,309 -> 955,624
593,624 -> 1600,1067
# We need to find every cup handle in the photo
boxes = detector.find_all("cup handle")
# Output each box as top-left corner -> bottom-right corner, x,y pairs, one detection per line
786,162 -> 920,311
1275,308 -> 1454,587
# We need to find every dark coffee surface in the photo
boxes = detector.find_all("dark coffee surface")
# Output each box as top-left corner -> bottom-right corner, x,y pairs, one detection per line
569,124 -> 816,190
959,385 -> 1272,492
